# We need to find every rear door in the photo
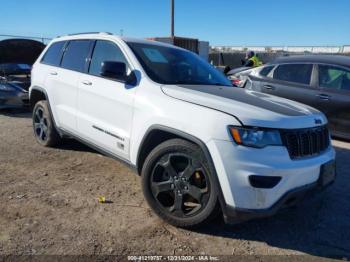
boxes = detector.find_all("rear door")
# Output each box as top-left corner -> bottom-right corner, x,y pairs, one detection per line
316,64 -> 350,137
259,63 -> 320,109
76,40 -> 136,160
47,40 -> 93,132
41,41 -> 67,125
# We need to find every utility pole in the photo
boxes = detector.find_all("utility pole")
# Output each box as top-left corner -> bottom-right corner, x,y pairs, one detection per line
171,0 -> 175,37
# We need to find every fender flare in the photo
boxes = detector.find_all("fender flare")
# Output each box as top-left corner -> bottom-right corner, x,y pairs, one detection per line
30,86 -> 63,137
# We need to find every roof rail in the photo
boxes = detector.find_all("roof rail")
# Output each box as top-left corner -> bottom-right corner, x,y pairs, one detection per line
66,32 -> 113,36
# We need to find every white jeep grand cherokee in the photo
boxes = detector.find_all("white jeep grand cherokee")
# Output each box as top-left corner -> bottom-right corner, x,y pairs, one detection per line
29,33 -> 336,227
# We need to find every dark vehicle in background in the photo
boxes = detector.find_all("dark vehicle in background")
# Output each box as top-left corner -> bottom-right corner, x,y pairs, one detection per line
228,55 -> 350,140
0,63 -> 31,108
0,38 -> 45,109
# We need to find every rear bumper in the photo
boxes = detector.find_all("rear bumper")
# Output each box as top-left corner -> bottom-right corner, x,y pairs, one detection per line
222,175 -> 334,224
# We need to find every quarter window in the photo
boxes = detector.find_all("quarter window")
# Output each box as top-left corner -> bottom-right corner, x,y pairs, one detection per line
274,64 -> 313,85
318,65 -> 350,91
61,40 -> 92,72
41,41 -> 66,66
259,65 -> 274,77
89,40 -> 129,76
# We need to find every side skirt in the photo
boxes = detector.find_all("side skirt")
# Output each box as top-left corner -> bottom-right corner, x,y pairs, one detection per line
59,128 -> 137,171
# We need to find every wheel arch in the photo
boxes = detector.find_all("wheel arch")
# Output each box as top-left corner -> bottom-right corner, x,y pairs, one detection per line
136,125 -> 212,174
136,125 -> 228,217
30,86 -> 48,109
29,86 -> 62,136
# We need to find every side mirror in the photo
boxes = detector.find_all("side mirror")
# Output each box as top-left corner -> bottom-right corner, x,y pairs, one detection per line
101,61 -> 127,81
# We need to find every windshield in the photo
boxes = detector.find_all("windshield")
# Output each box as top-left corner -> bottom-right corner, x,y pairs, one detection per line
127,42 -> 231,86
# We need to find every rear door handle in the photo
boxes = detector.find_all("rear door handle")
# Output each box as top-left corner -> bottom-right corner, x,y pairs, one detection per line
50,71 -> 58,76
82,80 -> 92,86
263,84 -> 275,90
317,94 -> 331,101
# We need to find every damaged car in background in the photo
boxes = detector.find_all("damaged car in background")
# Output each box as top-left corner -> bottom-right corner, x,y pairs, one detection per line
0,38 -> 45,109
0,63 -> 31,109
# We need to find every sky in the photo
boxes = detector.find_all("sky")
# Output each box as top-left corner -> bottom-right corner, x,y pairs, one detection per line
1,0 -> 349,46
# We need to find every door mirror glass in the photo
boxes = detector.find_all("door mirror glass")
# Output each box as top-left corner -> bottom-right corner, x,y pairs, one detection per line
101,61 -> 127,81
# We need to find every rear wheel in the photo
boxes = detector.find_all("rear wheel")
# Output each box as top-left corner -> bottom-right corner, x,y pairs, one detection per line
32,100 -> 61,147
141,139 -> 219,227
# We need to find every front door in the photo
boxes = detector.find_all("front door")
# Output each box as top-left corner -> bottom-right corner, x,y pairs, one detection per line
77,40 -> 136,160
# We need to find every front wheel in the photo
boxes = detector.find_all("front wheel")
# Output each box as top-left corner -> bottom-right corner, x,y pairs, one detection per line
32,100 -> 62,147
141,139 -> 219,228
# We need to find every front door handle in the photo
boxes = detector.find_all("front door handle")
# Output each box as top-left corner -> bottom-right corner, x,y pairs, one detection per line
50,71 -> 58,76
317,94 -> 331,101
82,80 -> 92,86
263,84 -> 275,90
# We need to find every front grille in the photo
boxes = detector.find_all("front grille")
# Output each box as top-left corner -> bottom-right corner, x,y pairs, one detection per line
281,126 -> 330,159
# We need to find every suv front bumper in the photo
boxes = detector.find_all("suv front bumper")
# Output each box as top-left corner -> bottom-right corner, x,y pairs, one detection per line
206,139 -> 336,223
223,177 -> 333,224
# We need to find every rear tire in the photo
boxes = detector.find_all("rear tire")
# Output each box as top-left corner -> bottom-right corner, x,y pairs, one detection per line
32,100 -> 61,147
141,139 -> 219,228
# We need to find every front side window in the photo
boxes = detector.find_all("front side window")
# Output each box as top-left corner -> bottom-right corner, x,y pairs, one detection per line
127,42 -> 231,86
274,64 -> 313,85
61,40 -> 92,72
318,65 -> 350,91
89,40 -> 129,76
41,41 -> 66,66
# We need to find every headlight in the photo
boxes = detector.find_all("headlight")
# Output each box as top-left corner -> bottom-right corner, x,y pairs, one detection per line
0,83 -> 16,92
229,126 -> 282,148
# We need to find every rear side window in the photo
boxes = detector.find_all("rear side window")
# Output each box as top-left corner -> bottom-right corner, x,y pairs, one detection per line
259,65 -> 274,77
319,65 -> 350,91
89,40 -> 129,76
41,41 -> 66,66
61,40 -> 92,72
274,64 -> 313,85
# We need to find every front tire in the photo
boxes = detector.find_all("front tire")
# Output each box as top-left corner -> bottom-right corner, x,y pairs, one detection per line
141,139 -> 219,228
32,100 -> 61,147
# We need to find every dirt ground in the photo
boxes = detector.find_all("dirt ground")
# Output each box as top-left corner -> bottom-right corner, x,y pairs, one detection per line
0,109 -> 349,259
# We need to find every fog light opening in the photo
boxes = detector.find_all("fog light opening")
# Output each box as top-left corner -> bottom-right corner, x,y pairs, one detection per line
249,175 -> 282,189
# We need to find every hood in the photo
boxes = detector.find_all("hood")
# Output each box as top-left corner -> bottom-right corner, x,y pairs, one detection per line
161,85 -> 327,129
0,39 -> 45,65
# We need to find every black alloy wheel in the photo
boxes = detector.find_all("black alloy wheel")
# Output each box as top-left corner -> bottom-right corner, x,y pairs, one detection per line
32,100 -> 61,147
142,139 -> 219,227
33,106 -> 49,142
150,152 -> 210,217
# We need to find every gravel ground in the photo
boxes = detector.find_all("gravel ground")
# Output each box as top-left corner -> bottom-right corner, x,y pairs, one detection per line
0,109 -> 349,259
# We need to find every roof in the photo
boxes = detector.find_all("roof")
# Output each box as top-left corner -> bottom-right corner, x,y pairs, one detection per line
53,32 -> 181,49
272,55 -> 350,68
